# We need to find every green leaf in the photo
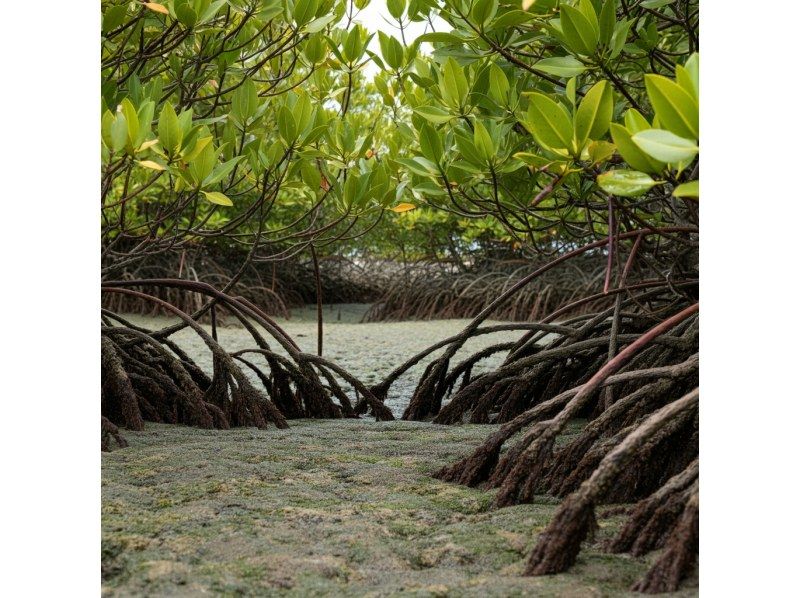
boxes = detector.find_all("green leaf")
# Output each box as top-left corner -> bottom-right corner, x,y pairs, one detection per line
513,152 -> 556,170
387,0 -> 406,19
587,140 -> 616,164
299,160 -> 321,190
631,129 -> 698,163
101,110 -> 115,149
488,63 -> 509,105
203,156 -> 245,186
175,1 -> 198,27
417,32 -> 466,44
532,56 -> 586,77
644,74 -> 699,140
609,19 -> 632,58
574,80 -> 613,150
675,54 -> 699,100
598,0 -> 616,46
524,92 -> 574,151
110,112 -> 128,153
683,53 -> 700,97
343,26 -> 364,63
597,170 -> 659,197
119,98 -> 140,150
489,10 -> 535,29
471,0 -> 498,28
103,5 -> 128,33
640,0 -> 677,8
379,32 -> 404,70
440,58 -> 469,110
182,135 -> 213,163
624,108 -> 651,133
566,77 -> 577,106
413,105 -> 454,124
278,106 -> 298,144
293,0 -> 319,26
473,121 -> 494,162
672,180 -> 699,199
577,0 -> 600,40
609,123 -> 663,173
157,102 -> 182,155
560,5 -> 599,55
418,123 -> 444,164
198,0 -> 226,24
305,14 -> 336,33
201,191 -> 233,206
188,142 -> 217,184
231,78 -> 259,124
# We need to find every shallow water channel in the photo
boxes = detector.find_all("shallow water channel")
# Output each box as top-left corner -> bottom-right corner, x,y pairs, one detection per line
121,303 -> 529,417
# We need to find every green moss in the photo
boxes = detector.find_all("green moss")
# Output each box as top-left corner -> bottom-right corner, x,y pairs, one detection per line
102,421 -> 698,597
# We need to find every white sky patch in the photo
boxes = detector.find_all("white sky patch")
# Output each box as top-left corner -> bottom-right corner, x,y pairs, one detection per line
346,1 -> 449,77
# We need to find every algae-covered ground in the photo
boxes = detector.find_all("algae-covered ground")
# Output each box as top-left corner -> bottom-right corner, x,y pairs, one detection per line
103,309 -> 698,596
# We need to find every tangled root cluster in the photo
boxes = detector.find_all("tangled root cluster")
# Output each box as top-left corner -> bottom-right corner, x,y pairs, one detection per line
100,279 -> 393,450
102,247 -> 384,321
370,230 -> 699,593
363,257 -> 606,323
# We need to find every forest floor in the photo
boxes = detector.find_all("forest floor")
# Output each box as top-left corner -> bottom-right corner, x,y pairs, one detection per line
102,306 -> 699,596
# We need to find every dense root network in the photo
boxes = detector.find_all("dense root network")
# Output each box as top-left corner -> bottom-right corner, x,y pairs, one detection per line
363,257 -> 606,323
100,279 -> 392,451
102,246 -> 384,321
368,230 -> 699,593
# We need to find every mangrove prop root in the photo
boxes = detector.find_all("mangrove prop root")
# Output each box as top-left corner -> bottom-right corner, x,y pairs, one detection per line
631,488 -> 699,594
100,280 -> 392,440
524,389 -> 699,576
101,417 -> 128,452
608,460 -> 699,555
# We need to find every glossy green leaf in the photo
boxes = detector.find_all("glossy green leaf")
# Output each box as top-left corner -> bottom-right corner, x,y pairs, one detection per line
624,108 -> 652,133
631,129 -> 698,163
387,0 -> 406,19
343,26 -> 364,63
473,121 -> 494,162
188,143 -> 217,184
598,0 -> 616,46
532,56 -> 586,77
413,105 -> 454,123
560,5 -> 599,55
203,156 -> 245,186
440,58 -> 469,110
157,102 -> 182,155
103,5 -> 128,33
574,80 -> 613,150
201,191 -> 233,206
278,106 -> 298,143
609,123 -> 663,173
293,0 -> 319,26
597,170 -> 659,197
119,99 -> 140,149
672,180 -> 699,199
524,92 -> 574,151
587,140 -> 616,164
231,79 -> 259,123
645,74 -> 699,140
418,123 -> 443,163
379,32 -> 404,70
182,135 -> 213,163
471,0 -> 498,28
488,63 -> 509,104
305,14 -> 336,33
640,0 -> 677,7
110,112 -> 128,153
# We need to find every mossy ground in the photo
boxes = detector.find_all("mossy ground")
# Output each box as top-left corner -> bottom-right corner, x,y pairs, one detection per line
102,420 -> 698,596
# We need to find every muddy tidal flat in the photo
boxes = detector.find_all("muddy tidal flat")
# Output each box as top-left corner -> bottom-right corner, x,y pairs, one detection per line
103,307 -> 698,596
